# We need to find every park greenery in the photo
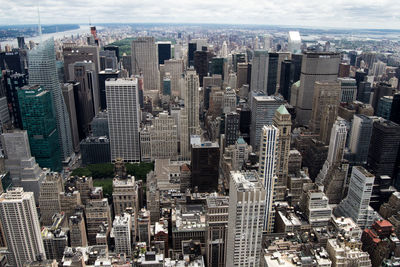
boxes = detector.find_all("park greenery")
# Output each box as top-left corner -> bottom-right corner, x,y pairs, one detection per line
71,162 -> 154,197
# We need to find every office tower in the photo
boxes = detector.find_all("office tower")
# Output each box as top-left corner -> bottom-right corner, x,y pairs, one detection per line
338,63 -> 350,77
206,196 -> 229,267
98,69 -> 120,110
18,85 -> 62,171
68,61 -> 96,139
179,108 -> 190,160
91,111 -> 109,137
372,61 -> 387,77
372,82 -> 393,112
224,112 -> 240,146
250,50 -> 268,93
357,81 -> 372,104
104,45 -> 120,61
2,71 -> 27,129
86,198 -> 111,245
293,52 -> 340,125
113,213 -> 132,256
0,96 -> 9,127
17,37 -> 25,49
390,93 -> 400,124
279,59 -> 294,101
157,41 -> 171,65
223,87 -> 236,113
335,166 -> 376,228
69,213 -> 87,247
137,209 -> 151,245
59,190 -> 81,220
41,221 -> 68,263
0,50 -> 26,74
183,69 -> 200,137
113,175 -> 138,215
39,173 -> 63,225
237,62 -> 249,89
61,83 -> 80,152
29,38 -> 74,162
191,141 -> 220,192
0,188 -> 46,267
367,119 -> 400,178
267,52 -> 279,95
288,31 -> 301,53
188,42 -> 197,67
299,184 -> 332,226
276,52 -> 291,90
355,70 -> 367,86
376,96 -> 393,119
1,131 -> 46,202
162,77 -> 171,96
62,43 -> 100,112
194,51 -> 210,87
122,54 -> 132,75
150,112 -> 178,160
258,125 -> 278,232
106,78 -> 140,162
226,171 -> 266,267
131,37 -> 160,90
273,106 -> 292,201
349,115 -> 375,164
210,58 -> 224,80
164,59 -> 184,97
220,41 -> 228,58
80,136 -> 111,165
309,81 -> 341,139
99,50 -> 118,70
250,95 -> 285,151
338,78 -> 357,103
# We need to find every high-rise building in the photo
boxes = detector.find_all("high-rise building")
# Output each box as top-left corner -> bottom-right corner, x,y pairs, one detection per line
69,213 -> 87,247
309,81 -> 341,141
223,87 -> 236,114
191,140 -> 220,192
226,171 -> 266,267
279,59 -> 294,101
194,50 -> 210,87
338,63 -> 350,78
224,112 -> 240,146
0,188 -> 46,267
372,82 -> 394,112
29,38 -> 74,162
113,213 -> 132,256
131,37 -> 160,90
188,42 -> 197,67
335,166 -> 376,228
250,95 -> 285,151
299,184 -> 332,226
349,115 -> 376,164
357,81 -> 371,104
367,119 -> 400,178
288,31 -> 301,54
376,96 -> 393,119
113,176 -> 138,216
390,93 -> 400,124
273,106 -> 292,201
99,50 -> 118,70
39,172 -> 63,225
250,50 -> 268,93
61,83 -> 80,152
206,196 -> 229,267
183,69 -> 200,137
267,52 -> 279,95
68,61 -> 96,139
2,71 -> 27,129
164,59 -> 184,97
157,41 -> 171,65
237,62 -> 249,89
106,78 -> 140,162
85,198 -> 111,245
1,131 -> 46,202
149,112 -> 178,160
18,85 -> 61,171
293,52 -> 340,125
338,78 -> 357,103
258,125 -> 278,232
98,69 -> 120,110
104,45 -> 120,61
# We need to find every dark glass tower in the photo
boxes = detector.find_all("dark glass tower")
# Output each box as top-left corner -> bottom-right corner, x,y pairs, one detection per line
157,42 -> 171,65
267,52 -> 279,96
188,42 -> 197,67
194,51 -> 209,87
2,71 -> 27,129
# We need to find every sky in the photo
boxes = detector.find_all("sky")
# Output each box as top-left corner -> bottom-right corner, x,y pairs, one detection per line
0,0 -> 398,29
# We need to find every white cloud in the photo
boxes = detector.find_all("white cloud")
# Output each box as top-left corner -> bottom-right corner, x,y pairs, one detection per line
0,0 -> 398,29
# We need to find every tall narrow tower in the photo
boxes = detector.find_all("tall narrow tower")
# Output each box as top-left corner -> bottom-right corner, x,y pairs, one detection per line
183,69 -> 200,137
28,38 -> 74,161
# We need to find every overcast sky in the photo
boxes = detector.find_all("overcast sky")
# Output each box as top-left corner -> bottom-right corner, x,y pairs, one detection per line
0,0 -> 398,29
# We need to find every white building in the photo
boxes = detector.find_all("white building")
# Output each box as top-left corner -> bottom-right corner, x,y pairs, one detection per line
106,78 -> 140,162
338,78 -> 357,103
149,112 -> 178,160
223,87 -> 237,114
0,188 -> 46,267
288,31 -> 301,54
131,37 -> 160,91
164,59 -> 184,97
113,213 -> 132,257
226,171 -> 266,267
301,184 -> 332,226
335,166 -> 376,229
258,125 -> 279,232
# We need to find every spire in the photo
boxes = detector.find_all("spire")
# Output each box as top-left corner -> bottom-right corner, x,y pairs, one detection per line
37,2 -> 42,41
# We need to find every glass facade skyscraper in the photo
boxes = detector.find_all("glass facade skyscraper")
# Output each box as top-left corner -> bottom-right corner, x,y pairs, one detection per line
18,85 -> 61,171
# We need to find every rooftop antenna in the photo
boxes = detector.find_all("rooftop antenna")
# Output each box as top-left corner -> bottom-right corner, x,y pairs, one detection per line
37,2 -> 42,41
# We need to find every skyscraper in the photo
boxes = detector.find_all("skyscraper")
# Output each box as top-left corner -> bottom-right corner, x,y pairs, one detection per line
106,78 -> 140,162
29,38 -> 74,162
0,188 -> 46,267
288,31 -> 301,54
273,106 -> 292,201
226,171 -> 266,267
293,52 -> 340,125
113,213 -> 132,256
194,50 -> 210,87
2,71 -> 27,129
338,78 -> 357,103
62,83 -> 80,152
250,50 -> 268,93
267,52 -> 279,95
349,115 -> 375,164
258,125 -> 279,232
335,166 -> 376,229
164,59 -> 184,97
98,69 -> 120,110
18,85 -> 61,171
157,41 -> 171,65
224,112 -> 240,146
183,69 -> 200,137
39,172 -> 63,225
149,112 -> 178,160
131,37 -> 160,91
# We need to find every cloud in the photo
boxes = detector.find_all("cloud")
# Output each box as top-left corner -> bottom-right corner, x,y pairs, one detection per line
0,0 -> 398,29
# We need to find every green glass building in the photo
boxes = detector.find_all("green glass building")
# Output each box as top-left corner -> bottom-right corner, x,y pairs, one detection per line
18,85 -> 62,171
